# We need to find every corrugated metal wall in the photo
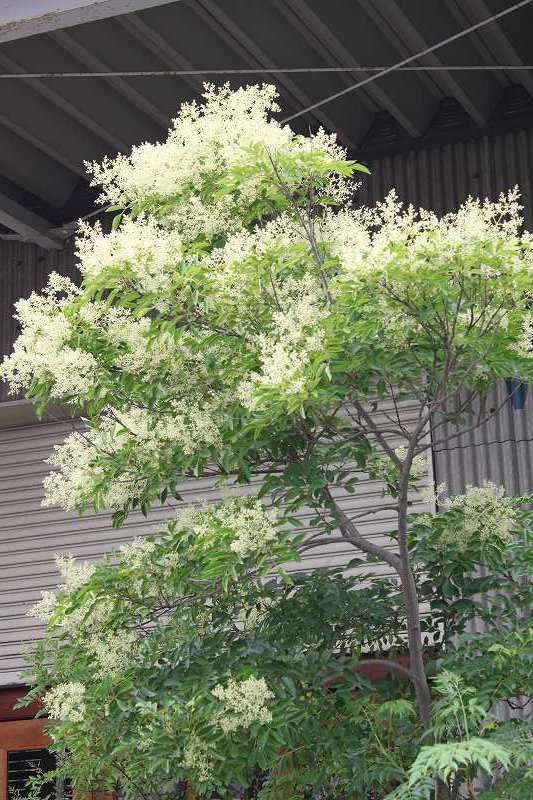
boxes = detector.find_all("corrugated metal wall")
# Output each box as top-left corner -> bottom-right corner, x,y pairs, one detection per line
0,409 -> 431,686
358,127 -> 533,229
432,381 -> 533,496
432,382 -> 532,724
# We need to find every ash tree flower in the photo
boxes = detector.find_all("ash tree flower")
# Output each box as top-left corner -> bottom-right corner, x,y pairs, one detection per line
7,84 -> 533,800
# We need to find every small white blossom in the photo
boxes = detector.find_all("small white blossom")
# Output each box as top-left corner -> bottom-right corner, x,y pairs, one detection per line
244,596 -> 276,630
182,735 -> 213,783
120,537 -> 156,568
42,402 -> 220,512
28,555 -> 96,623
76,215 -> 182,298
211,675 -> 274,734
513,311 -> 533,357
44,682 -> 86,722
86,631 -> 136,678
1,273 -> 95,399
440,481 -> 516,550
419,482 -> 447,507
179,499 -> 278,557
87,84 -> 348,243
394,447 -> 427,479
28,590 -> 58,623
239,275 -> 327,409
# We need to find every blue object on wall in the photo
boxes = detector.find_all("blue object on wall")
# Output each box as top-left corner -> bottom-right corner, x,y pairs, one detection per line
505,378 -> 529,409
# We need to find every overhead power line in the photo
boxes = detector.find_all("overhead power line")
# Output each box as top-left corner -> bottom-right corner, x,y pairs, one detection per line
0,65 -> 532,79
282,0 -> 533,123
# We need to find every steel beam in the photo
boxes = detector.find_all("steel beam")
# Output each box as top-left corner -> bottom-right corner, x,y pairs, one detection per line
50,28 -> 170,129
0,194 -> 62,249
276,0 -> 422,138
188,0 -> 357,148
0,1 -> 179,44
447,0 -> 533,96
361,0 -> 490,126
118,13 -> 203,93
0,50 -> 128,152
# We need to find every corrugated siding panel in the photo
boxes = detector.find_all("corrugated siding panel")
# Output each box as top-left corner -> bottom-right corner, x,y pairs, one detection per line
0,410 -> 432,686
358,127 -> 533,228
432,380 -> 533,496
432,381 -> 531,722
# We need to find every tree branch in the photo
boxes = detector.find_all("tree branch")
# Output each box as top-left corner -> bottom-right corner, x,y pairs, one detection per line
324,489 -> 401,571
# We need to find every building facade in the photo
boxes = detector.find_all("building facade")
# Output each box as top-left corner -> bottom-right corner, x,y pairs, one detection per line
1,0 -> 533,795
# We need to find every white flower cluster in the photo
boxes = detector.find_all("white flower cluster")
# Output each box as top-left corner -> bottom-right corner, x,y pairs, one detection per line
30,551 -> 136,680
99,307 -> 180,376
2,273 -> 96,398
440,481 -> 516,549
120,536 -> 156,568
180,499 -> 278,558
42,429 -> 109,512
86,630 -> 136,679
29,554 -> 95,623
226,501 -> 277,557
209,213 -> 303,303
239,275 -> 327,408
419,481 -> 447,507
182,734 -> 213,783
323,187 -> 528,286
3,270 -> 200,405
394,447 -> 427,479
513,311 -> 533,357
76,216 -> 182,299
42,402 -> 220,511
87,83 -> 347,242
43,681 -> 86,722
211,675 -> 273,734
245,596 -> 276,630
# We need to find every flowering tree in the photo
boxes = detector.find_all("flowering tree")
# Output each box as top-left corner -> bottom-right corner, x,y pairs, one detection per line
4,85 -> 533,799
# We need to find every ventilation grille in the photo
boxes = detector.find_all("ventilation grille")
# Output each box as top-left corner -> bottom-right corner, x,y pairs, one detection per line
7,749 -> 57,800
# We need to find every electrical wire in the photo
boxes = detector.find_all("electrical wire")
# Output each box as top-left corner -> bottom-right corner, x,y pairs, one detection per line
0,65 -> 532,79
281,0 -> 533,123
434,435 -> 533,454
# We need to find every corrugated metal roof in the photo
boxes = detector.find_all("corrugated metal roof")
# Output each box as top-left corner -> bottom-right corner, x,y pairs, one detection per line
0,0 -> 533,241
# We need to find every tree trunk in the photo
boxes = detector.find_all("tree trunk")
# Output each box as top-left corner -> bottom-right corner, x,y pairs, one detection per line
328,488 -> 432,724
398,537 -> 432,725
397,471 -> 433,726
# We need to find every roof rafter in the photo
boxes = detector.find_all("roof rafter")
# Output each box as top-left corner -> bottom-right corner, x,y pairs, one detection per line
0,112 -> 85,177
186,0 -> 357,148
359,0 -> 490,126
117,12 -> 203,93
0,193 -> 62,249
0,50 -> 128,153
275,0 -> 422,138
446,0 -> 533,96
50,28 -> 170,129
0,0 -> 179,43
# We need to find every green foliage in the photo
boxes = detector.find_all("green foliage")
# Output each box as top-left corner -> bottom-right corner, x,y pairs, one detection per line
5,85 -> 533,800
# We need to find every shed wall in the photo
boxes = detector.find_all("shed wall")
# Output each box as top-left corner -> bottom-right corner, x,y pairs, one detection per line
358,126 -> 533,228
